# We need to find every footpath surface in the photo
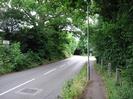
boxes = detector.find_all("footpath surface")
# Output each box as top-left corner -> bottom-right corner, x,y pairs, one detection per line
83,60 -> 107,99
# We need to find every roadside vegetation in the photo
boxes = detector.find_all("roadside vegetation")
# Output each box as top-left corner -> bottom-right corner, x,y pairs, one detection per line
0,0 -> 87,74
61,64 -> 87,99
88,1 -> 133,98
95,64 -> 133,99
0,36 -> 76,74
0,42 -> 64,74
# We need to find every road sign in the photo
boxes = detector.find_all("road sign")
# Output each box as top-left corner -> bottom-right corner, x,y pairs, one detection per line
3,40 -> 10,45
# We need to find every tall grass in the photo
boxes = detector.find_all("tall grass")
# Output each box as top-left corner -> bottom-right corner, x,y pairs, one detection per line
95,64 -> 133,99
61,64 -> 87,99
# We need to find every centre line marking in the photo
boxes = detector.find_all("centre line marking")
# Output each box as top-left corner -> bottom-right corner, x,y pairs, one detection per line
43,68 -> 56,75
0,78 -> 35,96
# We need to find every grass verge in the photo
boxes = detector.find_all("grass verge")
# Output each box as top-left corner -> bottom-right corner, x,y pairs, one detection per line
95,64 -> 133,99
61,64 -> 88,99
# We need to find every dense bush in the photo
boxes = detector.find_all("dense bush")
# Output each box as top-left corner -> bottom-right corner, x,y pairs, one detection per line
90,0 -> 133,85
0,43 -> 13,74
9,42 -> 28,71
0,42 -> 43,74
0,36 -> 77,74
88,1 -> 133,98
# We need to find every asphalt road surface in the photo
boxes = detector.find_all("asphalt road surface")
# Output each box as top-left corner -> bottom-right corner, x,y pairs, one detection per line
0,56 -> 87,99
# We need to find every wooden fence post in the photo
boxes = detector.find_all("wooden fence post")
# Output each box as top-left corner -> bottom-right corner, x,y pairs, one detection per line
101,59 -> 103,70
115,68 -> 120,85
108,63 -> 111,77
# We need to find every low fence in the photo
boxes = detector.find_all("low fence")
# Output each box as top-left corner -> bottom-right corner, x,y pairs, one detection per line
100,59 -> 122,85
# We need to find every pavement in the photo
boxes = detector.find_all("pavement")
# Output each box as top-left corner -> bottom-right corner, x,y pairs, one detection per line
0,56 -> 87,99
84,58 -> 106,99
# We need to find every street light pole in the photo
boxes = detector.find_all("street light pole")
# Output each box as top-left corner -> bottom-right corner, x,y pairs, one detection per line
87,5 -> 90,80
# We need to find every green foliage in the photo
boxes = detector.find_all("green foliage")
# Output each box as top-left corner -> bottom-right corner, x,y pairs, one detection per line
26,51 -> 41,63
91,20 -> 128,67
0,0 -> 83,74
62,65 -> 87,99
0,42 -> 27,73
62,32 -> 78,57
0,42 -> 42,74
76,34 -> 87,55
123,44 -> 133,84
95,64 -> 133,99
89,1 -> 133,98
0,44 -> 13,74
90,0 -> 133,86
0,0 -> 80,61
9,43 -> 26,71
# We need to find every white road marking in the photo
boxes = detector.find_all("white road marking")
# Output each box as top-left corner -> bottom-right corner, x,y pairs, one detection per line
43,68 -> 56,75
0,78 -> 35,96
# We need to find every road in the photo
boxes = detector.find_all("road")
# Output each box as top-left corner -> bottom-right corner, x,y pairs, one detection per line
0,56 -> 87,99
